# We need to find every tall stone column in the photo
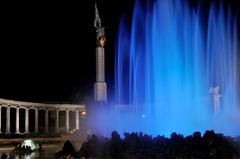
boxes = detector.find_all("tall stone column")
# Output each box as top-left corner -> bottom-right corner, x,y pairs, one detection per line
6,107 -> 10,134
35,109 -> 38,133
94,4 -> 107,102
66,110 -> 69,132
76,111 -> 79,130
45,110 -> 49,133
94,47 -> 107,101
55,110 -> 59,133
25,108 -> 29,133
16,108 -> 20,133
0,106 -> 2,133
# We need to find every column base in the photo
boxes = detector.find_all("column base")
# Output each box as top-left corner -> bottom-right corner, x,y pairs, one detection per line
94,82 -> 107,101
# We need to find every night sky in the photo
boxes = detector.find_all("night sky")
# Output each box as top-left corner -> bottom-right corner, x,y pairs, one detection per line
0,0 -> 239,104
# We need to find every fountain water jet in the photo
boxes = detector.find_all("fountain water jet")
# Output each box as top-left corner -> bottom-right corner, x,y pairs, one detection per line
89,0 -> 239,137
112,0 -> 239,137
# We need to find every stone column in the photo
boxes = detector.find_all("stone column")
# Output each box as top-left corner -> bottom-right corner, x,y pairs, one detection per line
66,110 -> 69,132
55,110 -> 59,133
16,108 -> 20,133
6,107 -> 10,134
76,111 -> 79,130
35,109 -> 38,133
25,108 -> 29,133
45,110 -> 49,133
94,24 -> 107,102
0,106 -> 2,133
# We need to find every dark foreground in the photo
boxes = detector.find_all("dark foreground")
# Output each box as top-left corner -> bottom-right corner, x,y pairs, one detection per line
0,133 -> 84,159
0,143 -> 61,159
57,130 -> 240,159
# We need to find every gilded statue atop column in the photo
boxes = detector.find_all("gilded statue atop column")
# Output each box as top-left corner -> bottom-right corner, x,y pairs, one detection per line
94,3 -> 106,47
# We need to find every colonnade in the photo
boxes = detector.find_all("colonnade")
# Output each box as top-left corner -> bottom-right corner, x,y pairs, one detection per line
0,98 -> 86,134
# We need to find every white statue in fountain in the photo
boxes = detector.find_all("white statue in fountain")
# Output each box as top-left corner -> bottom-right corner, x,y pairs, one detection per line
209,85 -> 222,115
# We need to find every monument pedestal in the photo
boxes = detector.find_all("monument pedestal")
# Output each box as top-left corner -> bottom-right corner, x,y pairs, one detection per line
94,82 -> 107,102
94,5 -> 107,102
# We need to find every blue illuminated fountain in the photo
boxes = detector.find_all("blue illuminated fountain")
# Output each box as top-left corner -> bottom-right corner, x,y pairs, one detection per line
113,0 -> 239,136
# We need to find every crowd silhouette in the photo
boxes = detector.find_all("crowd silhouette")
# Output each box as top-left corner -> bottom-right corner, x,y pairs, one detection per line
56,130 -> 240,159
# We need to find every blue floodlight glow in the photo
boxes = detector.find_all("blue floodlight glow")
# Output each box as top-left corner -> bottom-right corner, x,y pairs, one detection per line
91,0 -> 240,137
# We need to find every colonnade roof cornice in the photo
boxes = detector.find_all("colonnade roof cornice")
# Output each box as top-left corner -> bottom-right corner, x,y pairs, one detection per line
0,98 -> 86,111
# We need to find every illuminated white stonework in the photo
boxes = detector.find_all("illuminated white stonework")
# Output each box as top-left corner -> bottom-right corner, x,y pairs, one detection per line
21,139 -> 39,150
94,4 -> 107,102
209,86 -> 222,115
0,98 -> 86,134
94,82 -> 107,101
